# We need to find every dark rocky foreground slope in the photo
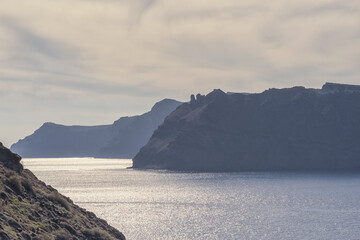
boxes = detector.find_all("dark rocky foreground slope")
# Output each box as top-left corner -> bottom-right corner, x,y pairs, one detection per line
11,99 -> 182,158
0,142 -> 125,239
133,83 -> 360,172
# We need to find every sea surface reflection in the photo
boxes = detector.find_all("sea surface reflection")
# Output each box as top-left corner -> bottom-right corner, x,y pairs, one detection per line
22,158 -> 360,240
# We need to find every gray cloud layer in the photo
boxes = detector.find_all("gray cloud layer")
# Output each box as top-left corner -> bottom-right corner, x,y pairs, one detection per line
1,0 -> 360,146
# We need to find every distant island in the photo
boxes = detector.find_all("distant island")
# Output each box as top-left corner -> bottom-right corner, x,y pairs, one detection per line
11,99 -> 182,158
133,83 -> 360,172
0,142 -> 125,239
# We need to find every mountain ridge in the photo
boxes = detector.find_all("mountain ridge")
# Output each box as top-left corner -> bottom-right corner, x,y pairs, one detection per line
133,83 -> 360,172
11,99 -> 182,158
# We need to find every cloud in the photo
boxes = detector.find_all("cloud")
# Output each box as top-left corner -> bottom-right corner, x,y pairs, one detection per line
130,0 -> 158,23
1,0 -> 359,90
0,15 -> 86,87
0,16 -> 75,60
280,0 -> 360,19
1,0 -> 360,146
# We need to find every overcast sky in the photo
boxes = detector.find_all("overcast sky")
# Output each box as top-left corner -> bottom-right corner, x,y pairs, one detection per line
1,0 -> 360,147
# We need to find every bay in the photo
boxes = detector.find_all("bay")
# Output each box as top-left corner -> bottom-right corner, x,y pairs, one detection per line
22,158 -> 360,240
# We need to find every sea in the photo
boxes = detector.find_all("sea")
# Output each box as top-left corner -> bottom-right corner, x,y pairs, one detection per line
22,158 -> 360,240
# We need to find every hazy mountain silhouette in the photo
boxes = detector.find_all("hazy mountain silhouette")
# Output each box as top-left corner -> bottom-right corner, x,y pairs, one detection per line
11,99 -> 182,158
133,83 -> 360,172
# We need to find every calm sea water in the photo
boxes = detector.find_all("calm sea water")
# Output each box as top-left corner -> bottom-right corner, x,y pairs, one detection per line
22,158 -> 360,240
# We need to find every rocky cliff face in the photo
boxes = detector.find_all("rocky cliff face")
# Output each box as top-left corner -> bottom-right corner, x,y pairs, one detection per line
0,143 -> 125,239
11,99 -> 182,158
0,143 -> 23,173
133,83 -> 360,172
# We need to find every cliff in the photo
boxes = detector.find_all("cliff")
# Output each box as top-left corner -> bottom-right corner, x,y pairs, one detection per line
133,83 -> 360,172
11,99 -> 182,158
0,142 -> 125,239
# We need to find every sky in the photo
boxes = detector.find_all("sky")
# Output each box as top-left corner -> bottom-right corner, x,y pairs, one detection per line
1,0 -> 360,147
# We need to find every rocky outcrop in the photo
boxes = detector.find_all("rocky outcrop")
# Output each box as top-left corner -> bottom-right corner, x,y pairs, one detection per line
11,99 -> 182,158
133,83 -> 360,172
321,82 -> 360,93
0,142 -> 125,239
0,143 -> 23,173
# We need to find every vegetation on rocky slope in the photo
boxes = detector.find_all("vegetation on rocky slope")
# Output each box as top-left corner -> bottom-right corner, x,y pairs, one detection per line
0,142 -> 125,240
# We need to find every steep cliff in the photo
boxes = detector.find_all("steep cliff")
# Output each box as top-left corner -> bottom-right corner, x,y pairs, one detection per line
0,142 -> 126,239
133,83 -> 360,172
11,99 -> 182,158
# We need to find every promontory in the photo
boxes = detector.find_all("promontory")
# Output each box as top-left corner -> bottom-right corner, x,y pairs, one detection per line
11,99 -> 181,159
133,83 -> 360,172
